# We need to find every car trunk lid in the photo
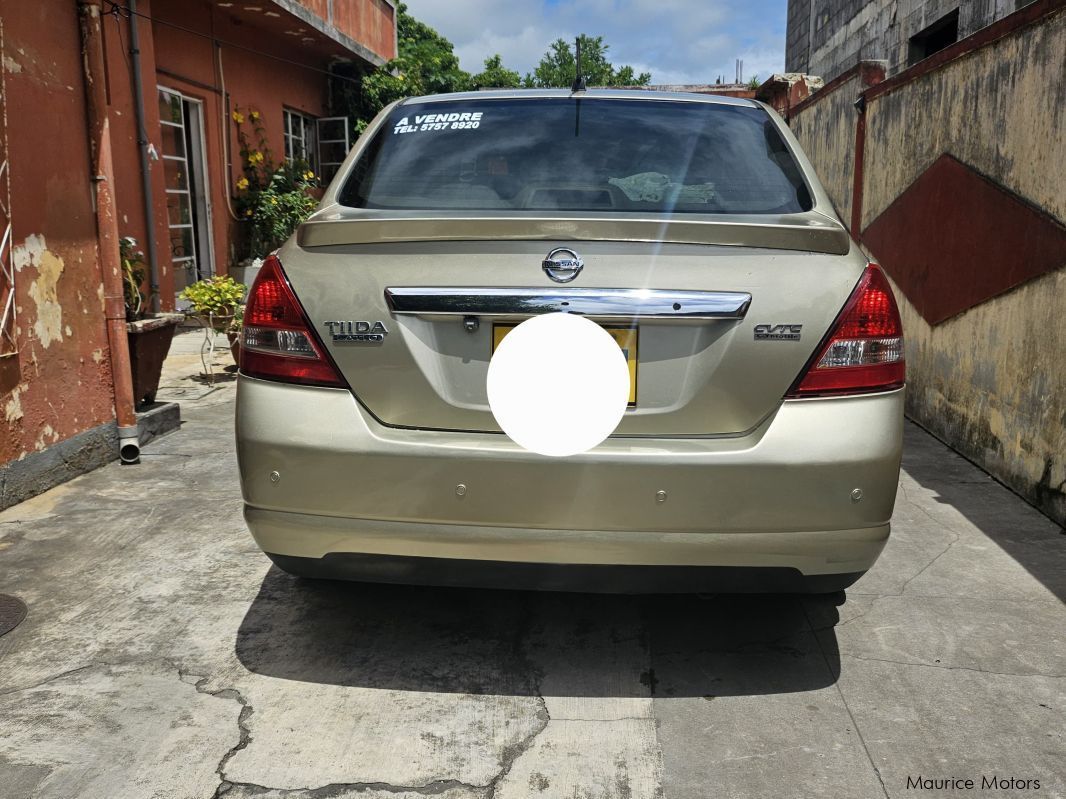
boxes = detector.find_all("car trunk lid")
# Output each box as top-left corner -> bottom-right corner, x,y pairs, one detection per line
279,227 -> 865,437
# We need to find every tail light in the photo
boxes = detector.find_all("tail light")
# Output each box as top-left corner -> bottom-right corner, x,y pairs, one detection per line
240,254 -> 345,387
787,263 -> 905,397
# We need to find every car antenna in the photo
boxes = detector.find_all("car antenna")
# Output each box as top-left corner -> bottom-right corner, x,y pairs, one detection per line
571,36 -> 587,93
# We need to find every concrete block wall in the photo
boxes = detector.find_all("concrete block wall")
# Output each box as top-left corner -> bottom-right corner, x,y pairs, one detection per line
789,0 -> 1066,525
787,0 -> 1030,79
787,71 -> 862,224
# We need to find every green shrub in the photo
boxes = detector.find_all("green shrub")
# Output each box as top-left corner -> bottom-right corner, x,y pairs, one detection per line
231,106 -> 319,259
242,163 -> 319,256
180,275 -> 247,321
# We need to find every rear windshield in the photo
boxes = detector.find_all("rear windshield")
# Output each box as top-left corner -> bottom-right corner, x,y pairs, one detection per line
338,98 -> 812,215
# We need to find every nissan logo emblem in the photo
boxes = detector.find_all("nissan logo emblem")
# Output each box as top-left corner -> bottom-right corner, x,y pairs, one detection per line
542,247 -> 584,283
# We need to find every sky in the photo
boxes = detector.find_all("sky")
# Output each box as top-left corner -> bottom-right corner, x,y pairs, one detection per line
401,0 -> 788,86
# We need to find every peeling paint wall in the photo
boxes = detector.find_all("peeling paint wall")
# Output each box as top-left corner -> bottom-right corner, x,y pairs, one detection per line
16,234 -> 67,349
1,3 -> 117,465
1,0 -> 395,493
99,0 -> 390,303
790,4 -> 1066,525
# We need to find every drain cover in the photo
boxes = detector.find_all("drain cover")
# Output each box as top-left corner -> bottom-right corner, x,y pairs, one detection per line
0,594 -> 27,637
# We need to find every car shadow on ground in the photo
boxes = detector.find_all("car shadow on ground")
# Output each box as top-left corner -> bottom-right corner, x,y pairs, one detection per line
235,568 -> 844,698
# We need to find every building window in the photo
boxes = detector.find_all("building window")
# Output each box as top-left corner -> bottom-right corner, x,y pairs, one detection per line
908,9 -> 960,65
283,109 -> 316,168
159,88 -> 215,299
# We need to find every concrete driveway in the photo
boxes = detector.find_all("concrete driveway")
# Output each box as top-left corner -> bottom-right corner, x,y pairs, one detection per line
1,337 -> 1063,798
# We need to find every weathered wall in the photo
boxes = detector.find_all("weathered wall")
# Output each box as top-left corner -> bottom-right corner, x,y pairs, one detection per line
866,5 -> 1066,524
787,71 -> 860,223
331,0 -> 397,61
149,0 -> 335,278
281,0 -> 396,62
860,10 -> 1065,228
1,2 -> 118,466
101,0 -> 384,297
100,0 -> 175,309
787,0 -> 1028,80
790,1 -> 1066,525
0,0 -> 394,505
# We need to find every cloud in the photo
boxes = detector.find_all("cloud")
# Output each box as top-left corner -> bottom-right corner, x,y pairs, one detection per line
402,0 -> 786,85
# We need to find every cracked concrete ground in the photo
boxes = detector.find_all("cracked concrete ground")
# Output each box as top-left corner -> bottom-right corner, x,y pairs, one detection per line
0,332 -> 1064,799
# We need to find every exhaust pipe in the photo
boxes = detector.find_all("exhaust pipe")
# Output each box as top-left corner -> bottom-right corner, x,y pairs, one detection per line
119,425 -> 141,465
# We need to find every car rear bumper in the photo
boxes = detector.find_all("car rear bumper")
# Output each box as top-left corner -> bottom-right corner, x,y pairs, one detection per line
248,504 -> 887,581
236,376 -> 902,581
263,550 -> 869,594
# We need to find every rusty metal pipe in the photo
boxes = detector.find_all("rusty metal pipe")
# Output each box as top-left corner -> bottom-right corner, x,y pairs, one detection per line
79,0 -> 141,464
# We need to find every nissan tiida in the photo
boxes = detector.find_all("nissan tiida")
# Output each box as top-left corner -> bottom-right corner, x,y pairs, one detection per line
235,89 -> 905,593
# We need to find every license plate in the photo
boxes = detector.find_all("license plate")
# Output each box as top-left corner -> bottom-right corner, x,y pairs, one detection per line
492,323 -> 638,406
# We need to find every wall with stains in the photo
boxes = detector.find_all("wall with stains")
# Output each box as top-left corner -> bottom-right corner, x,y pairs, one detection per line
788,71 -> 860,224
279,0 -> 396,62
1,3 -> 118,464
153,0 -> 334,266
786,0 -> 1026,80
101,0 -> 376,302
98,0 -> 175,309
790,1 -> 1066,525
1,0 -> 394,498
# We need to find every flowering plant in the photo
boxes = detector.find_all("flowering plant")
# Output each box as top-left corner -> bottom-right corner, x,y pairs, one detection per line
231,105 -> 319,259
241,164 -> 319,256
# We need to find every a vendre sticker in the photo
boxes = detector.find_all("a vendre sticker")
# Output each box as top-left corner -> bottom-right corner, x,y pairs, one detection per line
393,112 -> 483,134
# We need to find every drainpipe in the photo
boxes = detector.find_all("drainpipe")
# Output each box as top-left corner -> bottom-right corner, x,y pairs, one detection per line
79,0 -> 141,465
126,0 -> 161,313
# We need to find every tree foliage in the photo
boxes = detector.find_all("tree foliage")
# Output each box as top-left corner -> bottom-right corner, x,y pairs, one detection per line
472,54 -> 522,90
330,2 -> 472,132
523,35 -> 651,88
394,3 -> 472,95
329,13 -> 653,135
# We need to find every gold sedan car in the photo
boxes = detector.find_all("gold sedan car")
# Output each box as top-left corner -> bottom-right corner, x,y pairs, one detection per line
236,90 -> 904,593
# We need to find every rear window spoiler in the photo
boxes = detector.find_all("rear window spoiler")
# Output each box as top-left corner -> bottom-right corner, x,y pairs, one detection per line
297,209 -> 851,256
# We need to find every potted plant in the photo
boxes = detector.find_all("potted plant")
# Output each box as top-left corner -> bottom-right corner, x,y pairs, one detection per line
122,237 -> 185,407
179,275 -> 247,367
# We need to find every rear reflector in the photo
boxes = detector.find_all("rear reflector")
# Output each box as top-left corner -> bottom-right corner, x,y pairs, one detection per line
787,263 -> 905,397
240,254 -> 345,387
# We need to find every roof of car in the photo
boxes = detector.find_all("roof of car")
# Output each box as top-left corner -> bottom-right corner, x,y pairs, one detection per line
400,88 -> 762,108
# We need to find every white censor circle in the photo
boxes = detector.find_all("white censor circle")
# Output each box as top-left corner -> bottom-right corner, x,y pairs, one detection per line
487,313 -> 631,457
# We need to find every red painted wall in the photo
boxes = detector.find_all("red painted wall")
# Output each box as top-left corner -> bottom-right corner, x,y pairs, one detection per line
288,0 -> 397,61
1,0 -> 393,469
332,0 -> 397,60
104,0 -> 373,301
1,2 -> 118,460
101,0 -> 173,309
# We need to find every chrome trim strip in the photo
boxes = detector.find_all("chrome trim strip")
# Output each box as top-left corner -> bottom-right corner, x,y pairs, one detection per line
384,287 -> 752,320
